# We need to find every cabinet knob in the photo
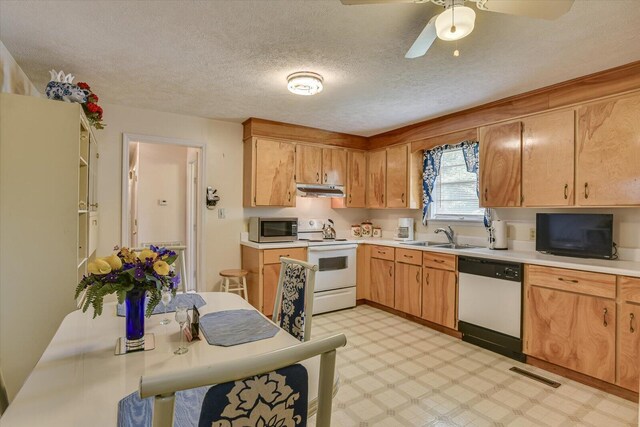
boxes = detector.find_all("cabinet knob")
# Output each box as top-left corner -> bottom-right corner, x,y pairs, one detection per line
563,184 -> 568,200
401,193 -> 405,204
316,172 -> 320,183
324,173 -> 328,182
349,194 -> 352,204
603,307 -> 608,327
584,182 -> 589,199
388,266 -> 393,277
484,188 -> 488,201
288,192 -> 292,202
631,313 -> 635,333
416,271 -> 420,283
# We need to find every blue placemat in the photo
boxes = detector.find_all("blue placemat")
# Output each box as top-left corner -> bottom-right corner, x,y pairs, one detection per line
118,386 -> 210,427
116,293 -> 206,317
200,309 -> 279,346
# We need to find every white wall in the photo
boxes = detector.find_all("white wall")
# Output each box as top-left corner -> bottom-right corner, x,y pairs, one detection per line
97,103 -> 244,291
0,40 -> 39,96
136,142 -> 188,245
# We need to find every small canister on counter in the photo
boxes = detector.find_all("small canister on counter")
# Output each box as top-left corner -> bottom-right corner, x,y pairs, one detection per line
361,220 -> 373,237
350,224 -> 362,238
372,226 -> 382,238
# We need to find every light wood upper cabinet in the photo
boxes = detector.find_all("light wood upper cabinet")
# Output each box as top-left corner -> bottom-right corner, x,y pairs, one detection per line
522,110 -> 575,206
479,121 -> 522,207
295,144 -> 322,184
386,144 -> 409,208
255,139 -> 296,206
346,150 -> 367,208
370,257 -> 394,308
576,93 -> 640,206
524,285 -> 616,383
395,262 -> 422,317
367,149 -> 386,208
322,148 -> 346,185
422,267 -> 457,329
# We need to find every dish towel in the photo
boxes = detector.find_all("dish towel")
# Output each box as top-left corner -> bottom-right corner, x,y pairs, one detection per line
200,309 -> 279,346
118,386 -> 210,427
116,293 -> 206,317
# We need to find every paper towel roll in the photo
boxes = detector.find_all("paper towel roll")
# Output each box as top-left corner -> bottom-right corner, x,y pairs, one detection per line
491,220 -> 508,250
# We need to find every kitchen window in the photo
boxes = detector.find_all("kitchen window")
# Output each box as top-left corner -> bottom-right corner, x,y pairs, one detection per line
429,148 -> 484,222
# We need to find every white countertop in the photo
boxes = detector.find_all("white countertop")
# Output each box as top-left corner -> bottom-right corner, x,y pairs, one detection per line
241,238 -> 640,278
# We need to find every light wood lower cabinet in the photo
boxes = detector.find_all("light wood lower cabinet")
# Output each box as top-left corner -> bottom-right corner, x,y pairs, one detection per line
370,257 -> 394,308
524,284 -> 616,383
395,262 -> 422,317
617,276 -> 640,392
262,263 -> 280,318
421,267 -> 457,329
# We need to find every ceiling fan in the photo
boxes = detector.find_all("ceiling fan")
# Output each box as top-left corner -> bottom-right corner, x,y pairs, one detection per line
340,0 -> 575,58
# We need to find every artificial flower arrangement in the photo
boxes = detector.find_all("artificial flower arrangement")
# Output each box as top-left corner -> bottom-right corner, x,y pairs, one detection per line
75,246 -> 180,318
77,82 -> 106,130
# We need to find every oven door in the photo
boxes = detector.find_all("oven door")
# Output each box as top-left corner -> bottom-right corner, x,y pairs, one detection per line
258,219 -> 297,242
308,244 -> 357,292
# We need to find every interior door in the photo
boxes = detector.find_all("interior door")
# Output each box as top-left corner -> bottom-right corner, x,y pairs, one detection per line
255,139 -> 296,206
295,144 -> 322,184
386,144 -> 408,208
370,258 -> 394,307
322,148 -> 346,185
479,121 -> 522,207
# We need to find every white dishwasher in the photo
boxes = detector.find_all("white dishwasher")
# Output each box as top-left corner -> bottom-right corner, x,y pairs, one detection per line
458,256 -> 525,361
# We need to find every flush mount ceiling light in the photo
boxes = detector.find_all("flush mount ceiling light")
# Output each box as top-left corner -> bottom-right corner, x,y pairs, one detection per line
287,72 -> 324,96
435,4 -> 476,41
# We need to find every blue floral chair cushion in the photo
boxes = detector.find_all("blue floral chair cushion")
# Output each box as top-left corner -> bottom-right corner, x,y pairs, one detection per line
199,364 -> 308,427
277,263 -> 308,342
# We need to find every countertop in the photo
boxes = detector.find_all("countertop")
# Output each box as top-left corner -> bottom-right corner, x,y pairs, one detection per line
240,238 -> 640,278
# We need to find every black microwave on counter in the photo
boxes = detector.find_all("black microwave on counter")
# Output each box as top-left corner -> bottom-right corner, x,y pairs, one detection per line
536,213 -> 613,259
249,217 -> 298,243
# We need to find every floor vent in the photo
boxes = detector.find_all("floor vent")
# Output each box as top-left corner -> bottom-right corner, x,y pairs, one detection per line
509,367 -> 561,388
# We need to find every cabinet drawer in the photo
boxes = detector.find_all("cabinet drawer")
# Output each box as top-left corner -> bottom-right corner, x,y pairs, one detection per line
395,248 -> 422,266
370,245 -> 395,261
422,252 -> 456,271
526,265 -> 615,299
619,276 -> 640,304
263,247 -> 307,265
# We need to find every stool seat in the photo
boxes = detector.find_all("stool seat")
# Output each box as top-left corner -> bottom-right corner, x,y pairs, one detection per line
219,269 -> 248,278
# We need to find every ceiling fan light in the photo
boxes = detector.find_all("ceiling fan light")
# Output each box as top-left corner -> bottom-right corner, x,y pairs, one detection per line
287,72 -> 324,96
435,5 -> 476,41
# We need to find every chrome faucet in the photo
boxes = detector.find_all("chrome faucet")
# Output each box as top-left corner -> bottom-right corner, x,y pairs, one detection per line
435,226 -> 455,245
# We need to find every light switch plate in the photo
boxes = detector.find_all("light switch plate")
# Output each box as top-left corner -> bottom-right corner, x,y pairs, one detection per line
218,208 -> 226,219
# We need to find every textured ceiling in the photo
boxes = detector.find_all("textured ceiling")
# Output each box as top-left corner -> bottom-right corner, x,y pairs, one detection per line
1,0 -> 640,136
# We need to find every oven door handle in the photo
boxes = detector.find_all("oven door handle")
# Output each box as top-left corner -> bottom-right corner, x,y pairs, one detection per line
308,244 -> 358,252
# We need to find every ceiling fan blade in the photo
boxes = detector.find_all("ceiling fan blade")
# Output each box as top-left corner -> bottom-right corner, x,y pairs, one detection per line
340,0 -> 419,5
405,15 -> 438,59
477,0 -> 574,20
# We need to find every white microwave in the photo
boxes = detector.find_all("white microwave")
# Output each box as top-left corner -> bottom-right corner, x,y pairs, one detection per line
249,217 -> 298,243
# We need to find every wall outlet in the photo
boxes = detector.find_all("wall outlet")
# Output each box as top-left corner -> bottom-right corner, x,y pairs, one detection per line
529,228 -> 536,241
218,208 -> 226,219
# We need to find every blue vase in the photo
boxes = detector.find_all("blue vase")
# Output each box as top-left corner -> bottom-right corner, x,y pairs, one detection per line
125,289 -> 146,350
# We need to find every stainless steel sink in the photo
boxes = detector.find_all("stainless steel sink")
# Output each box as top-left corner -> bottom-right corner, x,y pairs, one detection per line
433,243 -> 484,250
400,241 -> 443,247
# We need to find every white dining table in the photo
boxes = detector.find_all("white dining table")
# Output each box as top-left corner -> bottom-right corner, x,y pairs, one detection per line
0,292 -> 330,426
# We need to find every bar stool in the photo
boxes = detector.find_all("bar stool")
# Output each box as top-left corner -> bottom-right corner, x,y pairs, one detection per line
219,269 -> 249,300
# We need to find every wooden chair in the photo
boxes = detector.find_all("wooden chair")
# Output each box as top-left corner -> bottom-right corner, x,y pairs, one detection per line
272,257 -> 319,342
139,333 -> 347,427
219,269 -> 249,300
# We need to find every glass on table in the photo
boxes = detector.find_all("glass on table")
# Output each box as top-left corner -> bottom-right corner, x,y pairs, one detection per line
160,286 -> 172,325
174,305 -> 189,355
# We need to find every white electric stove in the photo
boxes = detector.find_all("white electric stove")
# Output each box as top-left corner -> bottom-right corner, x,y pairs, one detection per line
298,219 -> 357,314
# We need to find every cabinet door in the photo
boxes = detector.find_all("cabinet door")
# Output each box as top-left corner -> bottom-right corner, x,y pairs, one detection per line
394,262 -> 421,316
421,267 -> 456,329
479,122 -> 522,207
617,302 -> 640,392
367,150 -> 386,208
576,94 -> 640,206
386,144 -> 408,208
262,263 -> 281,318
295,144 -> 322,184
322,148 -> 346,185
346,150 -> 366,208
524,286 -> 615,383
370,258 -> 394,307
255,139 -> 296,206
522,110 -> 575,206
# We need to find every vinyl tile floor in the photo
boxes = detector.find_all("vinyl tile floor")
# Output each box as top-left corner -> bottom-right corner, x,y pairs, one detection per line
308,304 -> 638,427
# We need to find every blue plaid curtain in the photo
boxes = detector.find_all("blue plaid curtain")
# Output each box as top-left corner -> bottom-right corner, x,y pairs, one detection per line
422,140 -> 492,227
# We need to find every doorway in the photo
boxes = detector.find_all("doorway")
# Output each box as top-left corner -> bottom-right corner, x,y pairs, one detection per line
121,134 -> 205,292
